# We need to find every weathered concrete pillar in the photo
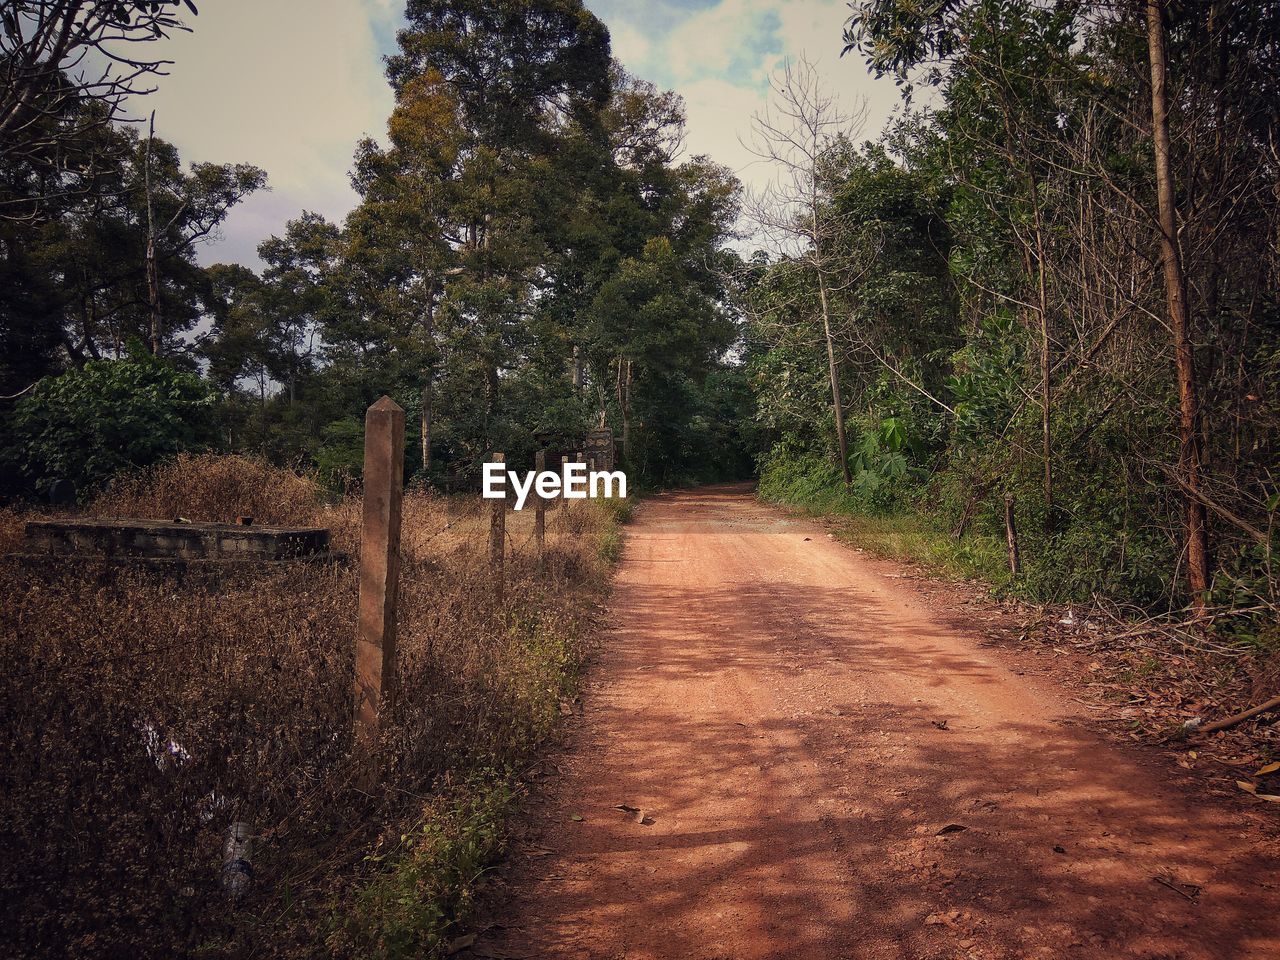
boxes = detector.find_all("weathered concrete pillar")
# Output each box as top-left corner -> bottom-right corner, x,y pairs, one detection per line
354,396 -> 404,743
534,448 -> 546,565
489,452 -> 505,600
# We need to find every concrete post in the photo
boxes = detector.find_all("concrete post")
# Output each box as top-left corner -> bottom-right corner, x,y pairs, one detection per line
534,448 -> 546,565
490,452 -> 505,601
354,396 -> 404,743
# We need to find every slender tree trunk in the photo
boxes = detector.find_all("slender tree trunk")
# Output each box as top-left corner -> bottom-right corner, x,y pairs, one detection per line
1030,172 -> 1054,527
615,357 -> 632,461
145,112 -> 162,356
258,370 -> 268,452
421,379 -> 432,472
1004,494 -> 1021,576
1147,0 -> 1210,606
421,295 -> 435,473
818,275 -> 852,487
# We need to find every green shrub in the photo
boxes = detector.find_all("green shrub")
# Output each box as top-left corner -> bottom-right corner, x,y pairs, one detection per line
329,782 -> 513,959
6,352 -> 215,499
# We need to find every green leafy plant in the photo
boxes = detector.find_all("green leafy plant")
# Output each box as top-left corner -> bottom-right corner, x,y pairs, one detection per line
7,350 -> 215,499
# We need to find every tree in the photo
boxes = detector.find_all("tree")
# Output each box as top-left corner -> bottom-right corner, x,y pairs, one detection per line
1145,0 -> 1209,606
384,0 -> 612,464
745,58 -> 869,487
0,118 -> 263,390
7,349 -> 214,497
345,69 -> 463,472
0,0 -> 198,217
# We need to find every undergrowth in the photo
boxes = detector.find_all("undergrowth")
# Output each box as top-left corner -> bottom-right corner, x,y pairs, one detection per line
0,454 -> 629,959
757,449 -> 1009,587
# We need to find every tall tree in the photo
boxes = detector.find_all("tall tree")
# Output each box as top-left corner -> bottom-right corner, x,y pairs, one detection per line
1145,0 -> 1209,605
746,59 -> 868,487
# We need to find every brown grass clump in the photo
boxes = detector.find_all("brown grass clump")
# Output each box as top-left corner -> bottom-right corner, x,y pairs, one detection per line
88,452 -> 325,525
0,457 -> 622,959
0,505 -> 30,555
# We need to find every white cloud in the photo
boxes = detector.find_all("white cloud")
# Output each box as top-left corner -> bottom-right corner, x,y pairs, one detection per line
126,0 -> 906,268
610,20 -> 651,68
678,77 -> 769,174
599,0 -> 902,198
134,0 -> 398,266
662,0 -> 773,81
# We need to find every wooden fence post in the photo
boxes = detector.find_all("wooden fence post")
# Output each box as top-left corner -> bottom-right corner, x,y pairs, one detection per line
490,451 -> 505,601
354,396 -> 404,743
534,448 -> 546,566
575,453 -> 585,520
1004,494 -> 1021,576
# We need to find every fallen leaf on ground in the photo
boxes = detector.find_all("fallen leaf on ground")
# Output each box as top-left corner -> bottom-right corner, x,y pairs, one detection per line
1256,761 -> 1280,776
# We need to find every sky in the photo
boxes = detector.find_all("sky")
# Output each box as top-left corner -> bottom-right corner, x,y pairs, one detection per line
136,0 -> 904,268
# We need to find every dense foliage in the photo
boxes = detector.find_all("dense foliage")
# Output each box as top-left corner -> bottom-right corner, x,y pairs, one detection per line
1,0 -> 753,500
747,1 -> 1280,620
5,351 -> 215,498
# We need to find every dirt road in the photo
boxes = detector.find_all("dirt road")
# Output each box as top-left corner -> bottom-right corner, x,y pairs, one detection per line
477,485 -> 1279,959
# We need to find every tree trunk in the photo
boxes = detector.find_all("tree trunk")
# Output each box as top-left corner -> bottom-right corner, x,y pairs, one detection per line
615,357 -> 632,462
1147,0 -> 1210,606
421,295 -> 435,473
145,113 -> 162,356
1030,172 -> 1054,527
1004,494 -> 1021,576
818,276 -> 852,487
421,378 -> 432,473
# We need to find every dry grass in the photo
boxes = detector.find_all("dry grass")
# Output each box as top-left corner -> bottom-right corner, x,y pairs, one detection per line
88,452 -> 327,526
0,456 -> 621,959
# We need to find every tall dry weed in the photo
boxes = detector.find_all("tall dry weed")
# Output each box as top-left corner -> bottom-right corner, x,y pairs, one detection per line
0,457 -> 619,959
88,453 -> 325,526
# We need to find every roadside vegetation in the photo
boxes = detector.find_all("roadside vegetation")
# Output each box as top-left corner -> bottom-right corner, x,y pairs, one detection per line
744,3 -> 1279,644
0,455 -> 624,959
742,3 -> 1279,758
0,0 -> 757,502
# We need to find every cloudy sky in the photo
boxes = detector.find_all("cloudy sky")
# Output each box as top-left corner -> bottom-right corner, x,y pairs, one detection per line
138,0 -> 903,267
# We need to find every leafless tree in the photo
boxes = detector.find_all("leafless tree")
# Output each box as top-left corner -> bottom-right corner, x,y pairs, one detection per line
744,57 -> 870,486
1,0 -> 196,213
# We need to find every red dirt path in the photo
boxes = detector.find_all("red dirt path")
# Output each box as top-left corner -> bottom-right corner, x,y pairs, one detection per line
474,485 -> 1279,959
